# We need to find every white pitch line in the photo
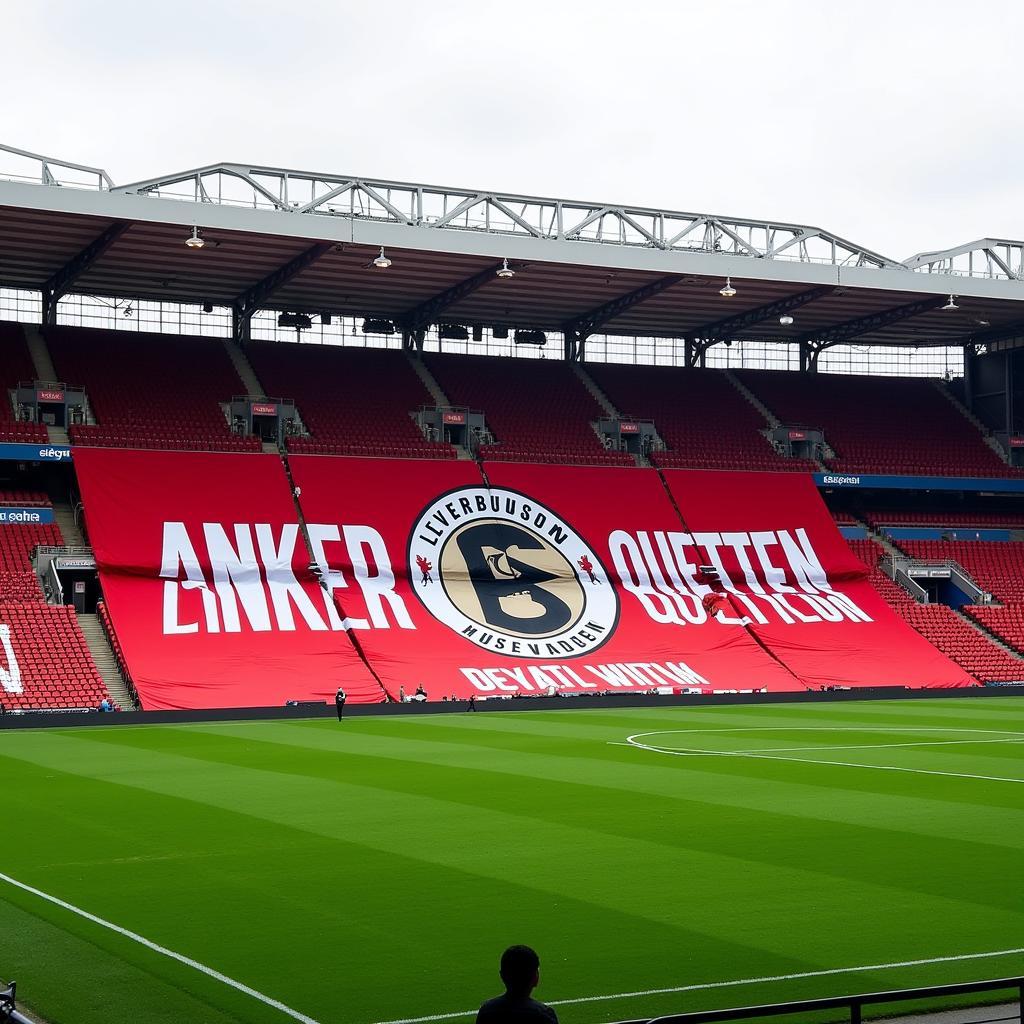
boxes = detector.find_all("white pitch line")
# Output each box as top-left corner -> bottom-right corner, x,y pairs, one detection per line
628,727 -> 1024,736
373,946 -> 1024,1024
0,870 -> 321,1024
696,737 -> 1024,756
625,736 -> 1024,785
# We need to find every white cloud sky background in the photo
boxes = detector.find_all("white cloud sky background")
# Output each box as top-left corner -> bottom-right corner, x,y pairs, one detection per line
2,0 -> 1022,261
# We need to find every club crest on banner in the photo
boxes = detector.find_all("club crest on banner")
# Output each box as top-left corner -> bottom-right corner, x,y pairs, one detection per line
408,486 -> 618,658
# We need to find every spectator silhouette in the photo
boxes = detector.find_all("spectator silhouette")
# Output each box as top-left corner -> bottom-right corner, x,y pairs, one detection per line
476,945 -> 557,1024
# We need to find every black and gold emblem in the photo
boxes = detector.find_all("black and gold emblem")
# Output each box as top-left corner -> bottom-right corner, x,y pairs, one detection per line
409,487 -> 618,658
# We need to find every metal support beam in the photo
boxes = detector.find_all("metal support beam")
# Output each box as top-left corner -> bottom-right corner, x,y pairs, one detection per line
563,327 -> 586,363
564,275 -> 683,338
40,221 -> 131,324
692,286 -> 835,340
400,262 -> 513,333
685,337 -> 713,368
402,327 -> 425,353
231,242 -> 333,342
799,341 -> 821,372
799,296 -> 948,347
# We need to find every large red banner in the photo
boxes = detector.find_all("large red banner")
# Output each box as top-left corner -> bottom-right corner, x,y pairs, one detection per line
75,450 -> 972,709
290,457 -> 802,699
74,448 -> 385,710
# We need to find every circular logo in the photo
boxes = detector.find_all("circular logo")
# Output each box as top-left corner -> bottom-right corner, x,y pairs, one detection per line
408,486 -> 618,659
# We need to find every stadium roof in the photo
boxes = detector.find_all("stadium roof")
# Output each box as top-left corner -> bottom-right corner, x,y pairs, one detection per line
2,142 -> 1023,358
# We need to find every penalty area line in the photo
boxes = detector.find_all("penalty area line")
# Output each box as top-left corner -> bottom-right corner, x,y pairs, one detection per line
373,946 -> 1024,1024
0,870 -> 321,1024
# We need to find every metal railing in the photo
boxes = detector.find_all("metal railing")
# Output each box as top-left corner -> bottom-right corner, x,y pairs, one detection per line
613,976 -> 1024,1024
1,981 -> 35,1024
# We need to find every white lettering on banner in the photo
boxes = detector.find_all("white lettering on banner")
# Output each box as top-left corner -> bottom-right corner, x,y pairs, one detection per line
610,527 -> 872,628
345,525 -> 414,630
254,524 -> 327,632
159,521 -> 412,636
461,659 -> 710,694
155,518 -> 868,637
0,624 -> 23,694
204,524 -> 271,632
306,524 -> 367,630
160,522 -> 220,634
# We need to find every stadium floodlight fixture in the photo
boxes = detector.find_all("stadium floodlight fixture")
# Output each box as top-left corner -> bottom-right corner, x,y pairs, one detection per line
719,277 -> 736,298
184,226 -> 205,249
373,246 -> 392,269
496,258 -> 515,279
779,314 -> 794,325
942,294 -> 959,311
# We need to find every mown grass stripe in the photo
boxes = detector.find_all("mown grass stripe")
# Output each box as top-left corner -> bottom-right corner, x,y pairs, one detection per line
0,870 -> 321,1024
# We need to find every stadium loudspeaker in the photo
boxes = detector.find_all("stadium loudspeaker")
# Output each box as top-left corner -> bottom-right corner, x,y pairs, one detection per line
493,326 -> 509,339
472,325 -> 483,342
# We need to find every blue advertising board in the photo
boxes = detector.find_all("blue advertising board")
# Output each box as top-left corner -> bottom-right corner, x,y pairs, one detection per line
0,442 -> 72,463
0,506 -> 55,524
814,472 -> 1024,493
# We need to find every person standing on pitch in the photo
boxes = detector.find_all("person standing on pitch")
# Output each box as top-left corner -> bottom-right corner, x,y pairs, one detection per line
335,687 -> 346,721
476,945 -> 557,1024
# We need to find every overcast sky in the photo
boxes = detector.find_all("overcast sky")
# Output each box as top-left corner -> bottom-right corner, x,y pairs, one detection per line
2,0 -> 1022,261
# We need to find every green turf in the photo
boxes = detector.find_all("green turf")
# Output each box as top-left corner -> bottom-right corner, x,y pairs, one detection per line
3,698 -> 1024,1024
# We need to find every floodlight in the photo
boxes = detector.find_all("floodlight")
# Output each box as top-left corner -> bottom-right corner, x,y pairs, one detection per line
496,258 -> 515,279
373,247 -> 392,269
185,226 -> 205,249
719,277 -> 736,298
779,314 -> 794,325
942,294 -> 959,311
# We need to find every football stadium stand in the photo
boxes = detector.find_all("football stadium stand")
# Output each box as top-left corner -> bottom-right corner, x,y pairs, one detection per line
424,353 -> 634,465
737,369 -> 1017,478
896,540 -> 1024,604
898,603 -> 1024,682
862,509 -> 1024,529
1,602 -> 113,710
0,488 -> 50,506
4,323 -> 1024,707
0,499 -> 115,709
0,322 -> 49,443
246,342 -> 455,458
0,521 -> 62,578
586,363 -> 818,472
45,327 -> 261,452
847,537 -> 1024,682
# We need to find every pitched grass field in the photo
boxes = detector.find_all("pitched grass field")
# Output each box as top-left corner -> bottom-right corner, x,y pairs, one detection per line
3,697 -> 1024,1024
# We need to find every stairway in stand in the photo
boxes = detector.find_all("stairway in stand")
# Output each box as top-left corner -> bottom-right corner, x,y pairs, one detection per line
22,323 -> 59,382
52,500 -> 86,547
76,613 -> 136,709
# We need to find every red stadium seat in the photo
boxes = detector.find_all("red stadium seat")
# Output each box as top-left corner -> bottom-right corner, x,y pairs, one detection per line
425,354 -> 635,466
247,343 -> 457,460
46,326 -> 262,453
738,369 -> 1019,478
587,363 -> 816,473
